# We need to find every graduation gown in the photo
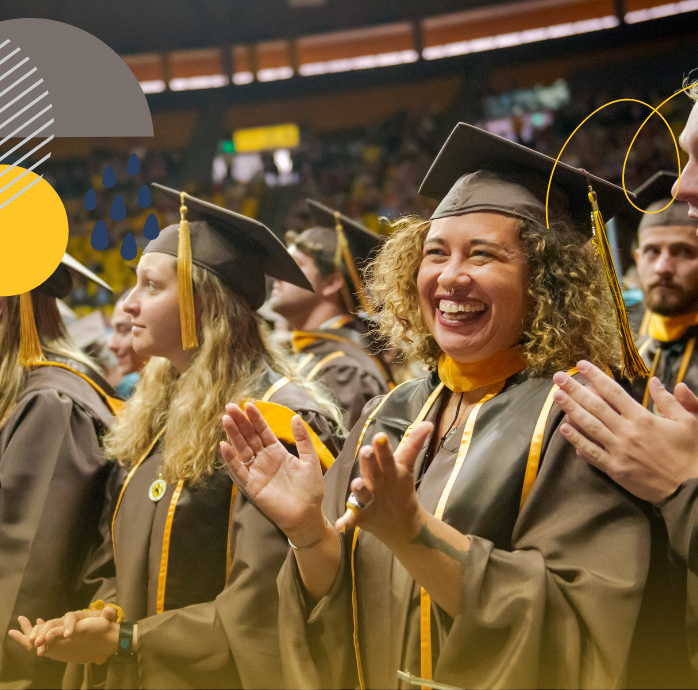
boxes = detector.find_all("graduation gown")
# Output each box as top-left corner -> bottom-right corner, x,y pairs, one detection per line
276,369 -> 653,689
630,324 -> 698,409
0,362 -> 115,689
77,368 -> 341,690
293,316 -> 393,428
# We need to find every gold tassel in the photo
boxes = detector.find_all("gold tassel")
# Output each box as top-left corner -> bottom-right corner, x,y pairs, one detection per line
586,176 -> 649,380
334,211 -> 374,316
177,192 -> 198,350
18,292 -> 44,366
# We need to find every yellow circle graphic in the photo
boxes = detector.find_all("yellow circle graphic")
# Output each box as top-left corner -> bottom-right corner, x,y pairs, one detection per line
0,165 -> 68,296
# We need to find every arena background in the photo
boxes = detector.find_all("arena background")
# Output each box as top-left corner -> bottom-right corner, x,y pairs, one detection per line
2,0 -> 697,318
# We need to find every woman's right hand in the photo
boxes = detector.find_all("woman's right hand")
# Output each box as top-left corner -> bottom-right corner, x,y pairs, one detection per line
221,403 -> 326,546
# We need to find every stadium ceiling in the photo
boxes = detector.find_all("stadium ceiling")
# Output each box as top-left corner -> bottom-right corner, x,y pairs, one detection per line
0,0 -> 623,55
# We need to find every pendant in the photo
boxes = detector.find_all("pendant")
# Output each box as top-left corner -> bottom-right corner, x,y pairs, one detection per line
148,478 -> 167,502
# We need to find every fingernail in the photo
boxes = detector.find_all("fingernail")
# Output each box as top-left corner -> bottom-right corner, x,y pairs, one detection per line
560,424 -> 571,436
577,360 -> 590,372
376,435 -> 388,446
219,441 -> 225,447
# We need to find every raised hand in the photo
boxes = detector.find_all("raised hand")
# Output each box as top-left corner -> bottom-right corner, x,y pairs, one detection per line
336,421 -> 433,547
221,403 -> 325,540
553,360 -> 698,503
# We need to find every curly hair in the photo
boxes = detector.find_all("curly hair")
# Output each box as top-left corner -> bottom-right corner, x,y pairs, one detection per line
103,261 -> 344,484
366,214 -> 622,376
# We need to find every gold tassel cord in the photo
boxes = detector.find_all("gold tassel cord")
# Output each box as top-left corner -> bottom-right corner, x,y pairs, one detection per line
18,292 -> 44,366
334,211 -> 374,316
586,177 -> 649,380
177,192 -> 198,350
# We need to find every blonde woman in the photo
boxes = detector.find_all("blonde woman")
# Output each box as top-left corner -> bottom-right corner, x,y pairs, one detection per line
219,125 -> 663,688
15,189 -> 342,688
1,256 -> 117,689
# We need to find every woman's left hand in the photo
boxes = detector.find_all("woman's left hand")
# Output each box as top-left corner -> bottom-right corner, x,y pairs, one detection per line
335,421 -> 433,549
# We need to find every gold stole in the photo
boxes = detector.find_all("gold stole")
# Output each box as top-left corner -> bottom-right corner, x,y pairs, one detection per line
647,311 -> 698,343
437,346 -> 528,392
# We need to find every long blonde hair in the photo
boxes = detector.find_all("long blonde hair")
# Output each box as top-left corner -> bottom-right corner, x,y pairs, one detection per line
103,262 -> 343,484
367,214 -> 622,376
0,293 -> 102,424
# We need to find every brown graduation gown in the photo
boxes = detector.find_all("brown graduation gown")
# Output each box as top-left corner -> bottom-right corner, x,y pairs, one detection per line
631,325 -> 698,410
293,317 -> 392,429
277,369 -> 654,689
77,368 -> 341,690
0,364 -> 115,689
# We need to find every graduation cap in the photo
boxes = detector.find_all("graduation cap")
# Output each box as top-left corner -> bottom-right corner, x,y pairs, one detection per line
150,184 -> 312,350
293,198 -> 383,315
633,172 -> 697,232
420,122 -> 631,228
419,122 -> 648,379
19,254 -> 113,366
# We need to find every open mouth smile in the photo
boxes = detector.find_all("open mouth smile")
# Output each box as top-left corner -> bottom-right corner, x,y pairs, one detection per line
437,299 -> 487,323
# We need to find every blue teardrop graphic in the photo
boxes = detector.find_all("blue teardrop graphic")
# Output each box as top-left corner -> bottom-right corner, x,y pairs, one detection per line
127,153 -> 141,175
143,213 -> 160,240
90,220 -> 109,251
137,185 -> 151,208
83,188 -> 97,210
120,233 -> 137,260
102,166 -> 115,188
110,195 -> 127,221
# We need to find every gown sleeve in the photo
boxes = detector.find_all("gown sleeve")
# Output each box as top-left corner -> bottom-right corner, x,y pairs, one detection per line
276,400 -> 383,690
659,478 -> 698,573
435,424 -> 650,688
658,478 -> 698,682
277,401 -> 652,690
0,389 -> 110,688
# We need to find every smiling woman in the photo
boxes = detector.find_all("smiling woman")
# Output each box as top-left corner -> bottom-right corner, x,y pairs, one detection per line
218,123 -> 680,689
370,211 -> 621,375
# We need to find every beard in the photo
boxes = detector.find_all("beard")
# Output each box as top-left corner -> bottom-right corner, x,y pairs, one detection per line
645,281 -> 698,316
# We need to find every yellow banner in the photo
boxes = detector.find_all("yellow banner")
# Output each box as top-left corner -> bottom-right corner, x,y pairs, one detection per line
233,123 -> 300,152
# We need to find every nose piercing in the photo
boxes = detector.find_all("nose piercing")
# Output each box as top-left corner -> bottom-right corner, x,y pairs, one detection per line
447,288 -> 454,296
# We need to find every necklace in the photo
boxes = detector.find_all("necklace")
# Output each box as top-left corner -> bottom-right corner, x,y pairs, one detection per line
439,392 -> 464,449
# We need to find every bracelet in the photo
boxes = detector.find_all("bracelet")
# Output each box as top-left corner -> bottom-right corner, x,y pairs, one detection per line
288,517 -> 330,551
115,622 -> 135,657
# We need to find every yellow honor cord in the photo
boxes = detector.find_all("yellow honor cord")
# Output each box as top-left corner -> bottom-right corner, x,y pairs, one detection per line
18,292 -> 44,366
177,191 -> 198,350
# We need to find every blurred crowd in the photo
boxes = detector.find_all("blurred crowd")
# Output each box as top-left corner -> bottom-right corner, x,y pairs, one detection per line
48,80 -> 692,391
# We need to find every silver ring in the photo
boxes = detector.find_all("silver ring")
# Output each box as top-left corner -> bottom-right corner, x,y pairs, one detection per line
241,455 -> 256,467
347,492 -> 373,511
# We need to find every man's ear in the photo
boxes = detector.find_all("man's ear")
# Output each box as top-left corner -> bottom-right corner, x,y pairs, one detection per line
634,246 -> 641,265
319,271 -> 346,299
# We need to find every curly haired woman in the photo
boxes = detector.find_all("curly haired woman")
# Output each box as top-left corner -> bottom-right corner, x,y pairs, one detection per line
11,188 -> 343,689
220,124 -> 658,689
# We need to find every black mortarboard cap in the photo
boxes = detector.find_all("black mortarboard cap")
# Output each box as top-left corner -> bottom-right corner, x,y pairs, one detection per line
420,122 -> 633,229
149,184 -> 311,313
